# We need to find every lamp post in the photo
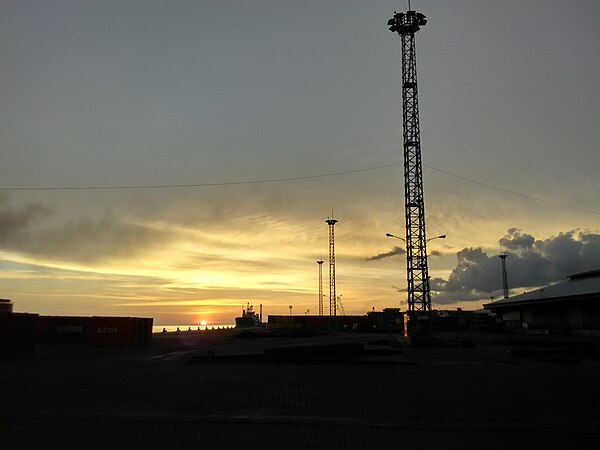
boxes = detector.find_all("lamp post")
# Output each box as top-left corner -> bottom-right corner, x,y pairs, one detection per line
386,233 -> 446,243
385,232 -> 406,242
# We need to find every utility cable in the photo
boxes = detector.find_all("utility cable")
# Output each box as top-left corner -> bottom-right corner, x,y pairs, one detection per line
423,165 -> 600,216
0,162 -> 402,191
1,161 -> 598,216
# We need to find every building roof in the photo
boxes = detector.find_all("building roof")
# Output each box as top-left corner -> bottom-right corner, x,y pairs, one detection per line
483,269 -> 600,309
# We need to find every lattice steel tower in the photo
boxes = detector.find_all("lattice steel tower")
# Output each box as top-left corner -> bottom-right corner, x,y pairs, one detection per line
317,260 -> 324,316
325,218 -> 338,316
387,9 -> 431,314
499,254 -> 509,299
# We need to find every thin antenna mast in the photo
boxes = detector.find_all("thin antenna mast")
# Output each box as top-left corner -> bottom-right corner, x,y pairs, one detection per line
325,216 -> 338,316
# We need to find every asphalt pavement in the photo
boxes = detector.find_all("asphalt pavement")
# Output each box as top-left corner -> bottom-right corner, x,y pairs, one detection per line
2,331 -> 599,449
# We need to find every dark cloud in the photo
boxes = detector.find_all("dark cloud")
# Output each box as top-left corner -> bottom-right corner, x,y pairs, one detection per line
499,227 -> 535,250
366,246 -> 405,261
0,194 -> 172,263
0,193 -> 51,244
33,213 -> 168,262
431,228 -> 600,305
367,246 -> 441,262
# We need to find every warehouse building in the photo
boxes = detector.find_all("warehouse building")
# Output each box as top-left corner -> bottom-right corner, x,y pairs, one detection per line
483,270 -> 600,335
0,298 -> 14,313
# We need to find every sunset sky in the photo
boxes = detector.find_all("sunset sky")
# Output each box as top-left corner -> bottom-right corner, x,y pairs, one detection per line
1,1 -> 598,325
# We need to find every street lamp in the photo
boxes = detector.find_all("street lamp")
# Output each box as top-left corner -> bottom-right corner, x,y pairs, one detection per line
428,235 -> 447,242
385,232 -> 406,242
385,231 -> 446,296
386,233 -> 446,243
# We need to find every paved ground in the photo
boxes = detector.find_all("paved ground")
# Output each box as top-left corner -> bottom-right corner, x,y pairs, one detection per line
1,331 -> 599,449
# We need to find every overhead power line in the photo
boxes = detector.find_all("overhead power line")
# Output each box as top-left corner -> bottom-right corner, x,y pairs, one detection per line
423,165 -> 600,216
1,162 -> 598,216
0,162 -> 401,191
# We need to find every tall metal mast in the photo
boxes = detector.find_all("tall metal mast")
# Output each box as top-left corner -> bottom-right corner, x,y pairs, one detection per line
325,218 -> 338,316
317,260 -> 324,316
498,254 -> 509,299
387,10 -> 431,315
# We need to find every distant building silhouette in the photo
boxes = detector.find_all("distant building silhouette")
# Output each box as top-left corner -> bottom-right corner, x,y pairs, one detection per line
484,270 -> 600,334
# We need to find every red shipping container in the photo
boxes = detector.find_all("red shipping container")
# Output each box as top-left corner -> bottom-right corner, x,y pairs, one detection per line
36,316 -> 92,343
89,316 -> 153,346
90,316 -> 136,347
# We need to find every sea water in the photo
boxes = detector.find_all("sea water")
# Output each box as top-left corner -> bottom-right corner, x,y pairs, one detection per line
152,324 -> 234,333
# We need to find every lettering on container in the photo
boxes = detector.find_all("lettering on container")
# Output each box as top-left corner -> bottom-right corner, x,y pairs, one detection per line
56,325 -> 83,332
96,327 -> 119,333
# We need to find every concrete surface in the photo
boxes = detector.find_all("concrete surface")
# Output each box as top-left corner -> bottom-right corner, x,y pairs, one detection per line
1,331 -> 599,449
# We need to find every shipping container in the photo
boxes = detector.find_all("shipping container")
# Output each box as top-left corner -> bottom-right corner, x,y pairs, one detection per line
36,316 -> 92,343
0,313 -> 38,357
89,316 -> 153,346
133,317 -> 154,344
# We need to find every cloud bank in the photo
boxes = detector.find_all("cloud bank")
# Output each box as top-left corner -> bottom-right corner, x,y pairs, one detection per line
0,194 -> 170,263
431,228 -> 600,305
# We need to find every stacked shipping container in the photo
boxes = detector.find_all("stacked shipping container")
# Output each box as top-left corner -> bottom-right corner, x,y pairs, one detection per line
37,316 -> 92,343
14,315 -> 153,349
0,313 -> 38,357
88,316 -> 153,346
